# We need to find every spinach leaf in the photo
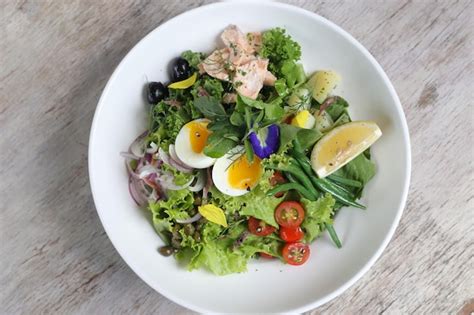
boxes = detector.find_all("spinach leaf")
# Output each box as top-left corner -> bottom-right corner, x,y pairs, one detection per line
237,94 -> 266,109
194,96 -> 227,119
230,111 -> 245,126
278,124 -> 323,152
281,60 -> 305,88
203,134 -> 237,158
264,101 -> 285,121
325,96 -> 349,121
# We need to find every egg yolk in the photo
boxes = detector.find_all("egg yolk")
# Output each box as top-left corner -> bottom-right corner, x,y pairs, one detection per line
188,121 -> 210,153
228,155 -> 262,190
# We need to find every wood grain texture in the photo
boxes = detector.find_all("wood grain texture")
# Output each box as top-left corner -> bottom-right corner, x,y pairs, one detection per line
0,0 -> 472,314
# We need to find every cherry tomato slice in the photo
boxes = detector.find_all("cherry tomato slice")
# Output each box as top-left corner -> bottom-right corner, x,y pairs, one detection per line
248,217 -> 276,236
279,226 -> 304,242
275,201 -> 305,228
282,242 -> 310,266
259,252 -> 274,259
270,171 -> 287,197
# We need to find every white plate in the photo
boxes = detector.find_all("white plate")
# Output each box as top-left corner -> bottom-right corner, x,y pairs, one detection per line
89,1 -> 411,313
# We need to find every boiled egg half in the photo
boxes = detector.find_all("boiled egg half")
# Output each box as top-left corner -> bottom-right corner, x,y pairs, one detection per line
212,146 -> 263,196
175,118 -> 216,169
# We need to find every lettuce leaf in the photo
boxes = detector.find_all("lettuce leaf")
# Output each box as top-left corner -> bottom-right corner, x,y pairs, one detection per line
188,240 -> 248,275
181,50 -> 205,70
238,170 -> 280,227
160,163 -> 195,186
238,235 -> 283,258
301,194 -> 336,242
208,186 -> 245,214
260,27 -> 301,77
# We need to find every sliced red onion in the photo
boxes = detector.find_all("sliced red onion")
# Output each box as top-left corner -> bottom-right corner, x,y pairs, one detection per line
120,152 -> 140,160
159,175 -> 195,191
168,144 -> 193,170
175,213 -> 202,224
158,147 -> 193,173
188,170 -> 205,192
125,158 -> 140,179
318,96 -> 337,115
130,131 -> 148,158
128,175 -> 148,207
137,164 -> 160,179
146,142 -> 158,154
202,168 -> 213,202
158,148 -> 171,165
248,124 -> 280,158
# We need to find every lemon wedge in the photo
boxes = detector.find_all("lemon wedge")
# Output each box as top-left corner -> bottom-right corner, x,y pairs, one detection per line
310,121 -> 382,178
168,72 -> 197,89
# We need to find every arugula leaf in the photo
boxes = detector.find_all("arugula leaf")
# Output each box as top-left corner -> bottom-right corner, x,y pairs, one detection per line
193,96 -> 227,119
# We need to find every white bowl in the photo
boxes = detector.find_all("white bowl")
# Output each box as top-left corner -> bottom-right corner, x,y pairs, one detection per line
89,1 -> 411,313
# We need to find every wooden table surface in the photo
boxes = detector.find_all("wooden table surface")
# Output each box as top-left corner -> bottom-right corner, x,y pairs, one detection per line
1,0 -> 473,314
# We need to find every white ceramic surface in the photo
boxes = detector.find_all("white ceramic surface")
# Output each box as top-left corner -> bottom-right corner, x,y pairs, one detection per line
89,1 -> 411,313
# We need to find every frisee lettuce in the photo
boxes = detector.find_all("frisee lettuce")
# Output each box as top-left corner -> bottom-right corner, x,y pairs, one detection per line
300,194 -> 336,243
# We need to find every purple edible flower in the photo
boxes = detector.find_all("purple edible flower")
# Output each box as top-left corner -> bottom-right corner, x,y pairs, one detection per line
248,124 -> 280,158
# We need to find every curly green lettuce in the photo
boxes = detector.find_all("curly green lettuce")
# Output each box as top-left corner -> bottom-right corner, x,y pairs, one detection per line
181,50 -> 206,70
300,193 -> 336,242
260,27 -> 301,75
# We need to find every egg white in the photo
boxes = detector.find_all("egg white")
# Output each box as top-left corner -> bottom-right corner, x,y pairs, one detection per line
174,119 -> 216,169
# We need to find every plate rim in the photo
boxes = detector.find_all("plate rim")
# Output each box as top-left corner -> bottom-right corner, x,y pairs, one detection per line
88,1 -> 412,313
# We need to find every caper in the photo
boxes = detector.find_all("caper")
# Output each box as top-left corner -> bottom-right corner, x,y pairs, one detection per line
188,207 -> 197,216
158,246 -> 174,257
194,196 -> 202,206
183,224 -> 195,236
194,232 -> 201,242
171,237 -> 182,249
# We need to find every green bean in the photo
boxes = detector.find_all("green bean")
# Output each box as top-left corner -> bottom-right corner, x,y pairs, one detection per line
323,178 -> 356,198
314,178 -> 366,209
327,174 -> 362,188
325,223 -> 342,248
290,147 -> 366,209
267,183 -> 316,201
266,162 -> 316,198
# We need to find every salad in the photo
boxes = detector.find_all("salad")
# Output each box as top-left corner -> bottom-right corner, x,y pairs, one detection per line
123,25 -> 382,275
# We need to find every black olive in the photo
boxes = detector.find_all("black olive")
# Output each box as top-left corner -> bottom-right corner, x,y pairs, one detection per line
147,81 -> 168,104
171,57 -> 191,82
158,246 -> 174,257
